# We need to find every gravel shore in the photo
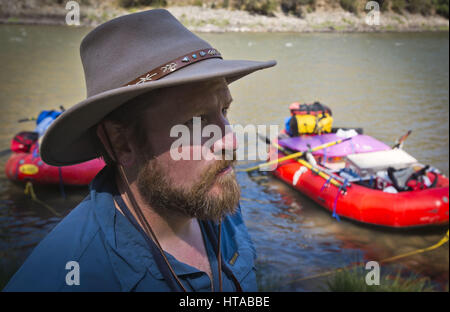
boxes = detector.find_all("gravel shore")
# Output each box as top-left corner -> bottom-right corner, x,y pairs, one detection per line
0,3 -> 448,32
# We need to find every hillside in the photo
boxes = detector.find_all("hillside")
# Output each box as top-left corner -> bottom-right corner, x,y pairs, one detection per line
0,0 -> 448,32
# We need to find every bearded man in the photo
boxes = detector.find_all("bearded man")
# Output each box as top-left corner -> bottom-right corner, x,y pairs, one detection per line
4,9 -> 275,292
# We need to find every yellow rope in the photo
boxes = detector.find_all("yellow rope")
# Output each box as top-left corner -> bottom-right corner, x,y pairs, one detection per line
24,181 -> 61,217
289,230 -> 449,283
379,230 -> 449,264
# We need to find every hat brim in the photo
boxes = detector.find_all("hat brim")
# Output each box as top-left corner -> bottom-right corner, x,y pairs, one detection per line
40,58 -> 276,166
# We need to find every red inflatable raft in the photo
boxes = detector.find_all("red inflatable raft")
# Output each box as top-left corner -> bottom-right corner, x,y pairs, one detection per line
270,133 -> 449,228
5,131 -> 104,186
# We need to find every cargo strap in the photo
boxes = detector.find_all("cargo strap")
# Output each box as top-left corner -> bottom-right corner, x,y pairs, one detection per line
369,175 -> 374,187
320,177 -> 332,192
322,146 -> 328,166
350,140 -> 356,154
331,178 -> 349,221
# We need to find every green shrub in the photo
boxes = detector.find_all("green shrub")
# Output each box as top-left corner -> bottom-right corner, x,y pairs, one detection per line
434,0 -> 449,18
364,0 -> 388,12
233,0 -> 278,16
375,0 -> 390,11
390,0 -> 406,14
339,0 -> 358,13
368,0 -> 448,16
118,0 -> 167,8
405,0 -> 433,15
281,0 -> 316,17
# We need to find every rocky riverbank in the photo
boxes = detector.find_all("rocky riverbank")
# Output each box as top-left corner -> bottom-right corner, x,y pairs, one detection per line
0,2 -> 448,32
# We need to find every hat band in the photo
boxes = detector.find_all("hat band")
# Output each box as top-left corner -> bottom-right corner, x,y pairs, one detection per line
125,48 -> 222,86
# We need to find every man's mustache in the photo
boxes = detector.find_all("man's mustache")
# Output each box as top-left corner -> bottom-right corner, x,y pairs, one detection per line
209,158 -> 236,176
212,149 -> 237,162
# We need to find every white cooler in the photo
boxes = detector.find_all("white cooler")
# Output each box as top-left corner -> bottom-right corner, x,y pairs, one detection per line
345,149 -> 418,177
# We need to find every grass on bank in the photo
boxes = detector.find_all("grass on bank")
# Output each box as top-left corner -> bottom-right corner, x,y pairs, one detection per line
256,258 -> 447,292
325,267 -> 441,292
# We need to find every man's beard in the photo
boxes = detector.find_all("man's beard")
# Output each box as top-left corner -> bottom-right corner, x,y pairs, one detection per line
136,157 -> 240,222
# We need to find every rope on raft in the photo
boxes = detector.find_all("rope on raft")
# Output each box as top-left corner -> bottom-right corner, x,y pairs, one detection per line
24,181 -> 61,217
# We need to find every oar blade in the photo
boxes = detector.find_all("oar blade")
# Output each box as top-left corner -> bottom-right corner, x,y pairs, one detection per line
0,148 -> 12,157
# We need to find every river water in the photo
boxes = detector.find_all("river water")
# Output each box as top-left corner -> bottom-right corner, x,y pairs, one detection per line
0,25 -> 448,291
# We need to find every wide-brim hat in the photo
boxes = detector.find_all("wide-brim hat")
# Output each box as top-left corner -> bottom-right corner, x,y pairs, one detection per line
40,9 -> 276,166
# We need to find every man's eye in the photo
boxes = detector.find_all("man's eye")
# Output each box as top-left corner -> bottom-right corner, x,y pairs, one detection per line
184,116 -> 207,126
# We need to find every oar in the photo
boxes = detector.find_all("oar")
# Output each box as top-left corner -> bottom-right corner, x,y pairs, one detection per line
241,136 -> 353,172
257,133 -> 290,154
296,157 -> 344,188
393,130 -> 412,149
17,117 -> 37,123
0,148 -> 11,157
257,134 -> 349,187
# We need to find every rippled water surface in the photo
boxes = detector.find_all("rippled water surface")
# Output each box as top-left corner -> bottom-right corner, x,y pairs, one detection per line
0,25 -> 448,291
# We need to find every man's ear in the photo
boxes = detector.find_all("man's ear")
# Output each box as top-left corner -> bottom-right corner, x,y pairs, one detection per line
96,121 -> 135,167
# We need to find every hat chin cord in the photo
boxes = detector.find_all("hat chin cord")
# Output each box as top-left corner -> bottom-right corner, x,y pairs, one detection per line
100,124 -> 224,292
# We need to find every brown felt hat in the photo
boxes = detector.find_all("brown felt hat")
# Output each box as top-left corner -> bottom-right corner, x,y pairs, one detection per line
40,9 -> 276,166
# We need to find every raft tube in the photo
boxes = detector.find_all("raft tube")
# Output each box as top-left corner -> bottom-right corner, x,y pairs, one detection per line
270,147 -> 449,228
5,143 -> 104,186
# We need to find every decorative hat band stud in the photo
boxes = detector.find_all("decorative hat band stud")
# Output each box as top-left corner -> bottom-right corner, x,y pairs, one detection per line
125,48 -> 222,86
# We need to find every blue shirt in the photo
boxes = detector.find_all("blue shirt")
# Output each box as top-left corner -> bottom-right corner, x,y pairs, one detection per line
4,166 -> 257,292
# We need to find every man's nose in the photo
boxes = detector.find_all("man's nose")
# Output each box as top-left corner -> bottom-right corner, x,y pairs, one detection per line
214,130 -> 238,151
210,121 -> 239,158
